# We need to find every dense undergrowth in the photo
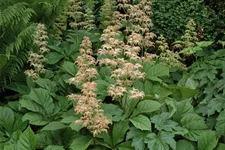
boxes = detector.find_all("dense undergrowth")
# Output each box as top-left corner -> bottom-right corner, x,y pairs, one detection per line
0,0 -> 225,150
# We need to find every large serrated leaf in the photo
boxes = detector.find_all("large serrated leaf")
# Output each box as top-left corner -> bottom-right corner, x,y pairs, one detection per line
130,115 -> 151,131
17,127 -> 36,150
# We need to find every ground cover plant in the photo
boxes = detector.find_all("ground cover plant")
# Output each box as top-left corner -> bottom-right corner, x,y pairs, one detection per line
0,0 -> 225,150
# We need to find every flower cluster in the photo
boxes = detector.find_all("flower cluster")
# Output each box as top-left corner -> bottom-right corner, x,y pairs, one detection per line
51,10 -> 68,41
98,0 -> 152,101
156,35 -> 186,70
108,61 -> 145,100
67,0 -> 96,30
67,0 -> 84,29
24,23 -> 49,78
181,19 -> 198,43
69,36 -> 98,85
68,82 -> 110,136
68,37 -> 110,136
100,0 -> 117,27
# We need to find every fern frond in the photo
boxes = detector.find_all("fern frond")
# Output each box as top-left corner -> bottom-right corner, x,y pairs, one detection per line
0,2 -> 35,28
5,23 -> 36,56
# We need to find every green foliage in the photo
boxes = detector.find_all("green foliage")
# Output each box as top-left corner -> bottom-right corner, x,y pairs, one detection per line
151,0 -> 216,40
0,0 -> 224,149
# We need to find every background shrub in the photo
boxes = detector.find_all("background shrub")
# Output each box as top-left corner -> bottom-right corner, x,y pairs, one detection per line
151,0 -> 217,41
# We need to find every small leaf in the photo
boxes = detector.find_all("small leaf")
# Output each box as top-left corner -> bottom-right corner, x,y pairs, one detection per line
130,115 -> 151,131
146,64 -> 169,77
215,110 -> 225,137
0,106 -> 14,133
176,140 -> 195,150
113,121 -> 129,146
127,127 -> 146,150
41,122 -> 67,131
35,78 -> 57,92
26,88 -> 54,115
133,100 -> 161,116
198,130 -> 218,150
216,143 -> 225,150
44,145 -> 65,150
45,52 -> 64,64
22,112 -> 48,126
173,99 -> 194,121
70,136 -> 93,150
144,131 -> 176,150
61,61 -> 77,76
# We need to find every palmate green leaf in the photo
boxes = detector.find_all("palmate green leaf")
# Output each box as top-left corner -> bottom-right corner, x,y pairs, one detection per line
172,86 -> 198,100
102,104 -> 123,122
35,78 -> 57,92
215,110 -> 225,137
207,95 -> 225,116
151,113 -> 188,135
144,131 -> 176,150
117,141 -> 133,150
20,98 -> 45,114
173,99 -> 194,122
61,61 -> 77,76
113,121 -> 129,146
70,136 -> 93,150
176,140 -> 195,150
132,100 -> 161,116
60,116 -> 83,132
25,88 -> 54,115
180,113 -> 208,141
17,127 -> 36,150
126,127 -> 146,150
22,112 -> 48,126
130,115 -> 151,131
121,94 -> 139,119
41,122 -> 67,131
35,132 -> 53,148
197,130 -> 218,150
44,145 -> 65,150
